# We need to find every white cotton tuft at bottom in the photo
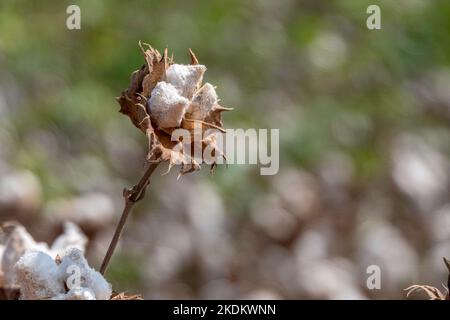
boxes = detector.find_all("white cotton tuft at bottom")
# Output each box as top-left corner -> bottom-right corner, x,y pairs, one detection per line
51,288 -> 96,300
12,248 -> 112,300
14,251 -> 64,300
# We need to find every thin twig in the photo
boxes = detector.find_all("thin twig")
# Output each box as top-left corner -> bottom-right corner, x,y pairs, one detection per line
100,160 -> 160,275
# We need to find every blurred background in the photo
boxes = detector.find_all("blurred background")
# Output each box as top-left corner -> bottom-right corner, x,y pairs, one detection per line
0,0 -> 449,299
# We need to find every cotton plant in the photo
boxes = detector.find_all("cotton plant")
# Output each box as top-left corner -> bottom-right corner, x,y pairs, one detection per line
100,43 -> 233,275
3,43 -> 233,298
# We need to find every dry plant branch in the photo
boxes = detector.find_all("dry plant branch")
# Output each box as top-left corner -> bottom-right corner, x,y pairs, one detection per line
100,158 -> 160,275
100,42 -> 232,277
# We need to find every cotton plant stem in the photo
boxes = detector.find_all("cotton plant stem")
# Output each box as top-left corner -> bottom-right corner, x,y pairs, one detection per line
100,161 -> 160,275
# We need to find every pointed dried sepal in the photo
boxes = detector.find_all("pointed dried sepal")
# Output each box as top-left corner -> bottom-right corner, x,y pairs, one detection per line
142,48 -> 168,97
117,67 -> 153,135
204,104 -> 233,128
189,48 -> 199,65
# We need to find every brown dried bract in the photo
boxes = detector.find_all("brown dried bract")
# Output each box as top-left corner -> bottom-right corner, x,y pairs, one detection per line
110,291 -> 143,300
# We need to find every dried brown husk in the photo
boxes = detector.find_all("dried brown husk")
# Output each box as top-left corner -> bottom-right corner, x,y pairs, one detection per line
110,291 -> 143,300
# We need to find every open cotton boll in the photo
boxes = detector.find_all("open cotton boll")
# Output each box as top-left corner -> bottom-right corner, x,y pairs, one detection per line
14,251 -> 64,300
148,81 -> 189,129
58,248 -> 112,300
2,225 -> 51,285
165,64 -> 207,99
50,222 -> 87,254
51,288 -> 96,300
187,83 -> 218,120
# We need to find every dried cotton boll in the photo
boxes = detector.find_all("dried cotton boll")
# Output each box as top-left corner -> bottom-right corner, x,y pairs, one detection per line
165,64 -> 207,99
58,248 -> 112,300
148,81 -> 190,129
51,288 -> 96,300
118,43 -> 232,177
14,251 -> 64,300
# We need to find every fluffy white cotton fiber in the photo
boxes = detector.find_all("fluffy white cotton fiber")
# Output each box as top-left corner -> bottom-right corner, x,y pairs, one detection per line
165,64 -> 207,99
148,81 -> 190,129
14,251 -> 64,300
188,83 -> 218,120
1,223 -> 111,300
58,248 -> 112,300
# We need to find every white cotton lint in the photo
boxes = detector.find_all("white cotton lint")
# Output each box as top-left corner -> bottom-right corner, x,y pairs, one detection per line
1,224 -> 105,300
58,248 -> 112,300
187,83 -> 218,120
14,251 -> 64,300
165,64 -> 207,99
1,222 -> 89,286
148,81 -> 190,129
51,288 -> 96,300
1,225 -> 51,285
